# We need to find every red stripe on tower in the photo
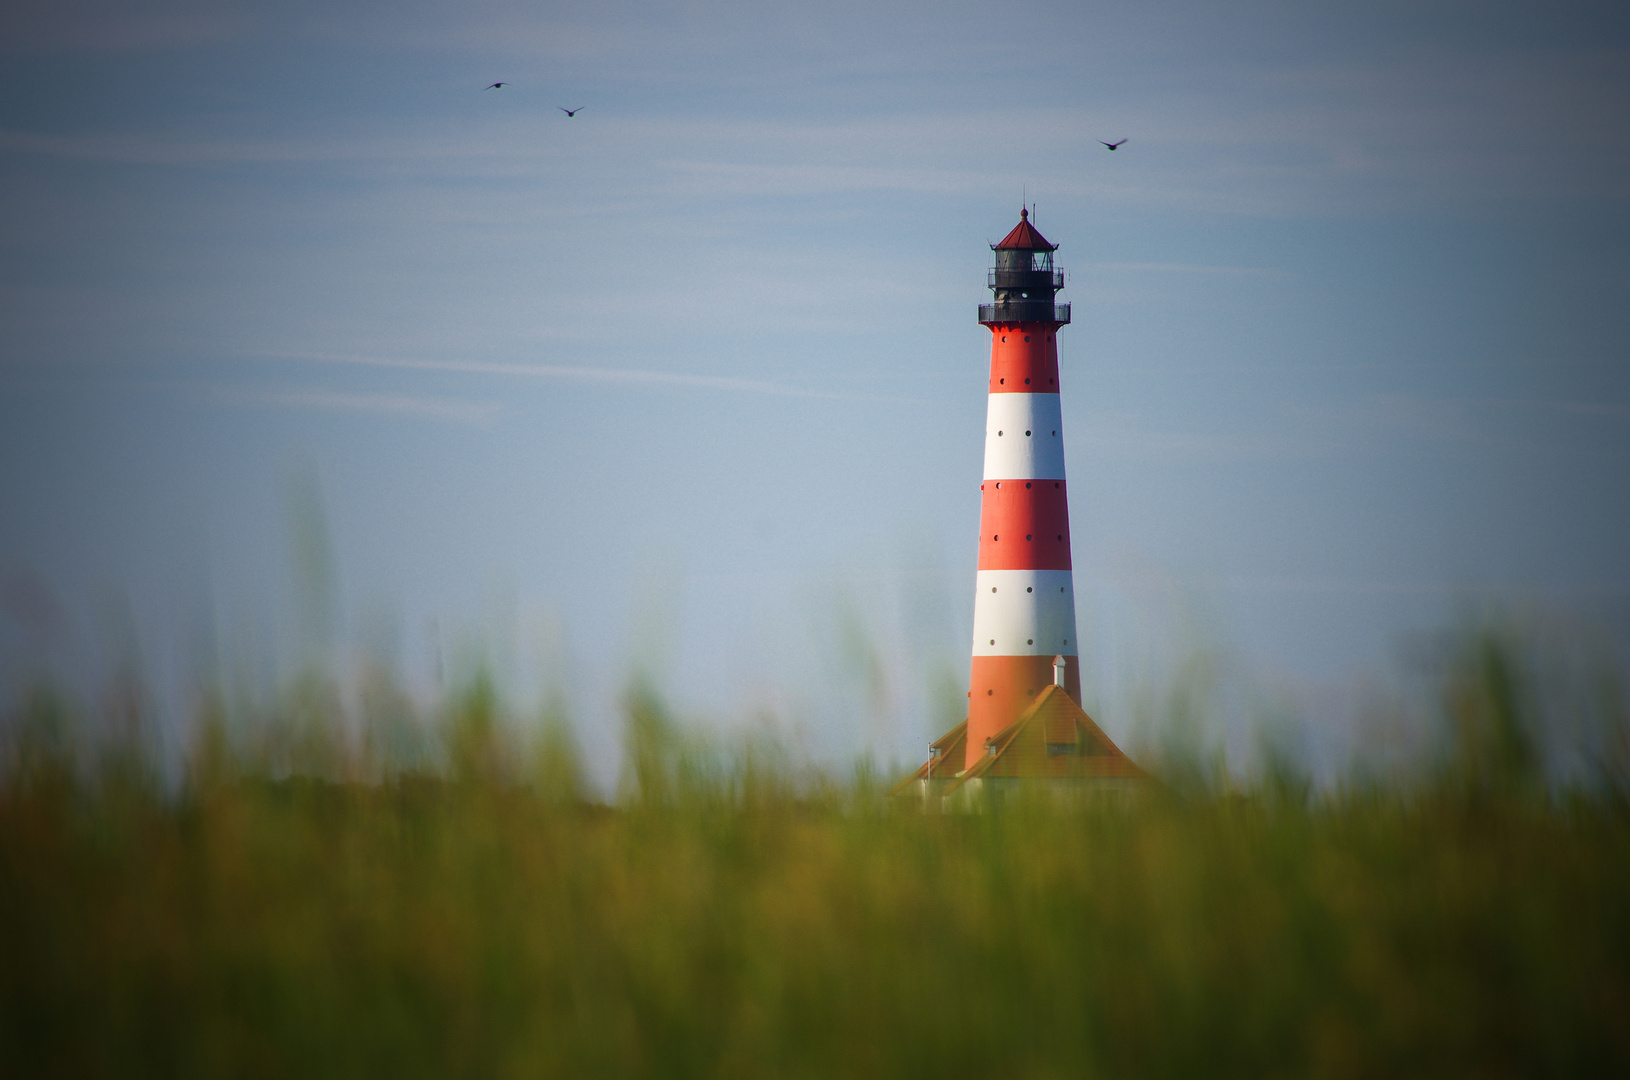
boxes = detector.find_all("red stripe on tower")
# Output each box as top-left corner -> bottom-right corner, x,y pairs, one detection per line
966,208 -> 1078,771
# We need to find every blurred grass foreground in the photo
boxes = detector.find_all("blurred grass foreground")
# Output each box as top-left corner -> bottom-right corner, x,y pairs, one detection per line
4,628 -> 1630,1078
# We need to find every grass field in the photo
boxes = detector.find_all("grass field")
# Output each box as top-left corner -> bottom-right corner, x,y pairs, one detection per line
3,630 -> 1629,1078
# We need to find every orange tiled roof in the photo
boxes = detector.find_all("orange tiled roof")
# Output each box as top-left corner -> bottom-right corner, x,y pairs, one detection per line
945,685 -> 1148,793
892,686 -> 1149,798
888,719 -> 968,795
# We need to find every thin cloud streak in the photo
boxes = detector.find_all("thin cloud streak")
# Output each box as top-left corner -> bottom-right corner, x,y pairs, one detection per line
1502,399 -> 1630,419
0,2 -> 248,53
217,387 -> 501,425
1079,261 -> 1289,277
248,350 -> 861,401
7,52 -> 1625,217
1219,575 -> 1630,598
0,127 -> 508,167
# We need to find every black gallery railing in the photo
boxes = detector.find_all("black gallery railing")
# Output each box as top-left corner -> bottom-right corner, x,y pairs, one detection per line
978,302 -> 1071,324
987,269 -> 1066,288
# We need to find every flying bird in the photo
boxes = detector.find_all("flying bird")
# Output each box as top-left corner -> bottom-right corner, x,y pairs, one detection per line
484,82 -> 507,90
1100,138 -> 1127,150
559,106 -> 583,117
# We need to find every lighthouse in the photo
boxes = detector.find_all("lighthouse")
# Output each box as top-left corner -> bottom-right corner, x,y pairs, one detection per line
894,209 -> 1147,803
969,207 -> 1078,766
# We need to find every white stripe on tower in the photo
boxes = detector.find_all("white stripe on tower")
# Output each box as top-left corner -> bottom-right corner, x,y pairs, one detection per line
970,569 -> 1077,656
982,393 -> 1065,480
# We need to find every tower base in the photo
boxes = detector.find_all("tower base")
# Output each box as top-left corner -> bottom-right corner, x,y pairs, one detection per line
890,683 -> 1151,808
967,654 -> 1080,770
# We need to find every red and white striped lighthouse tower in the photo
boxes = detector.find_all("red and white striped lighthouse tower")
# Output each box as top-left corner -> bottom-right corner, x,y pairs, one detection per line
966,207 -> 1077,770
891,209 -> 1147,801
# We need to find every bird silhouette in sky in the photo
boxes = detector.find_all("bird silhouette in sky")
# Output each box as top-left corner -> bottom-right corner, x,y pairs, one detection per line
1100,138 -> 1127,150
484,82 -> 507,90
559,106 -> 583,117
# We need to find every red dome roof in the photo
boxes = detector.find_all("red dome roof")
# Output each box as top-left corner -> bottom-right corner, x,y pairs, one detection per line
993,207 -> 1056,252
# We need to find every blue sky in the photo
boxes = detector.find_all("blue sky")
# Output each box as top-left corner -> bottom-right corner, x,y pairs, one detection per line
2,0 -> 1628,781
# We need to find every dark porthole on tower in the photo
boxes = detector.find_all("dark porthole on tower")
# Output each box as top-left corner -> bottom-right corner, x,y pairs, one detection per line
1027,587 -> 1033,592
